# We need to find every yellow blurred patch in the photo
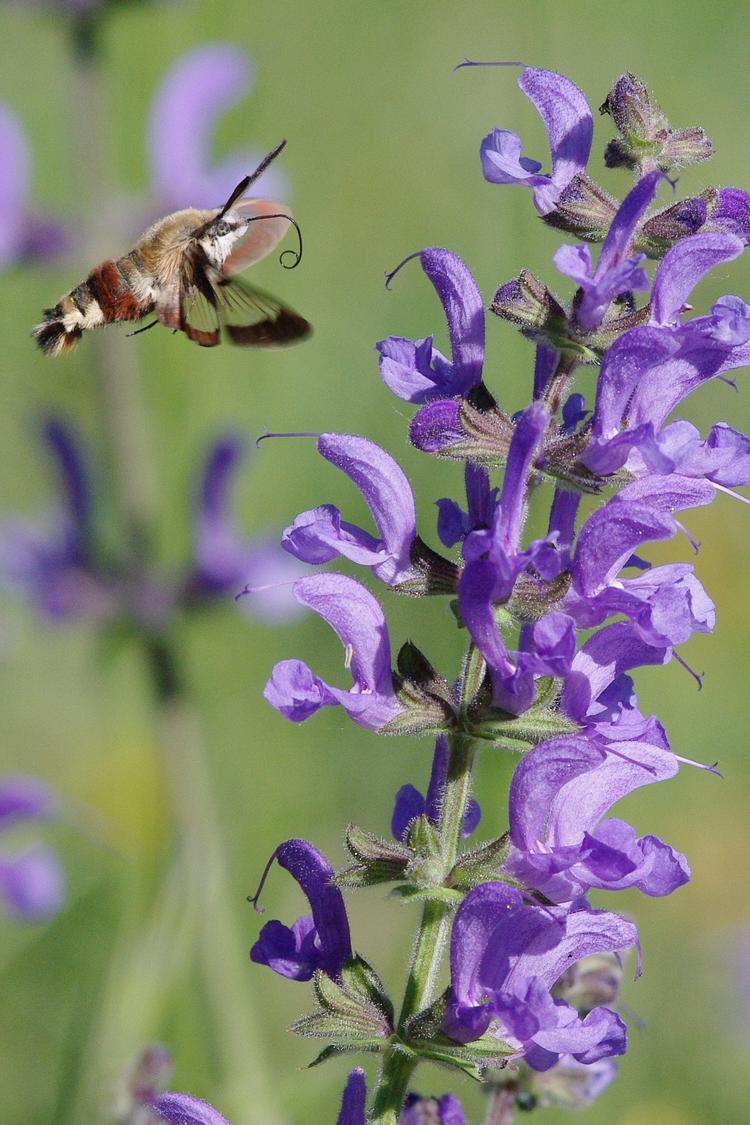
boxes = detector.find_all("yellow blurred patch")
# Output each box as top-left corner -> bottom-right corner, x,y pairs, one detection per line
80,736 -> 168,859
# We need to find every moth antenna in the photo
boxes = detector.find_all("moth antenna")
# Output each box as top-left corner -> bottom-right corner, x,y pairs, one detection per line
216,140 -> 288,220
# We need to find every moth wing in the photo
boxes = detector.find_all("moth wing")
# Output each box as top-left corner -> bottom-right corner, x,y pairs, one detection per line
215,276 -> 311,347
222,199 -> 295,276
180,284 -> 221,347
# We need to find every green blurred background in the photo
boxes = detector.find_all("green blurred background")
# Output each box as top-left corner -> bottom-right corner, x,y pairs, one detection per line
2,1 -> 750,1122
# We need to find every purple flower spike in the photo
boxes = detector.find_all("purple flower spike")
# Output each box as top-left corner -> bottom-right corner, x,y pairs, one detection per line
264,574 -> 403,730
506,735 -> 690,902
377,248 -> 484,402
147,1092 -> 230,1125
555,172 -> 660,330
282,434 -> 417,585
443,882 -> 636,1070
561,621 -> 673,725
481,68 -> 592,215
250,838 -> 352,981
148,44 -> 286,211
337,1068 -> 366,1125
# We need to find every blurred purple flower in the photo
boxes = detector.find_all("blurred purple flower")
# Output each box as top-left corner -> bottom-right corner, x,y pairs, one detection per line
0,102 -> 67,269
336,1070 -> 466,1125
0,419 -> 118,624
146,1092 -> 230,1125
516,1055 -> 617,1109
189,435 -> 309,621
147,44 -> 287,212
0,775 -> 65,922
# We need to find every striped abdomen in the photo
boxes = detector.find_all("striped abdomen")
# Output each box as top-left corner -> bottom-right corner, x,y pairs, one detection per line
33,254 -> 155,357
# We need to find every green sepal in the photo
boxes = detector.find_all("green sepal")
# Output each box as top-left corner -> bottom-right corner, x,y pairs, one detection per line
336,823 -> 411,887
450,833 -> 510,890
409,1032 -> 515,1076
469,705 -> 579,751
394,537 -> 460,596
459,644 -> 487,714
306,1042 -> 383,1069
289,1010 -> 387,1042
406,813 -> 441,861
340,955 -> 395,1026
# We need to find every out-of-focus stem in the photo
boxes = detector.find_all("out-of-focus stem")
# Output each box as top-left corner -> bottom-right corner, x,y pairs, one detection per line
65,26 -> 279,1125
484,1085 -> 516,1125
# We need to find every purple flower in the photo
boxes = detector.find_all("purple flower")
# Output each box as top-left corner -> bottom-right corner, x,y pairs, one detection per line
146,1092 -> 230,1125
377,248 -> 484,401
443,883 -> 636,1070
264,574 -> 403,730
563,562 -> 714,648
0,775 -> 65,922
282,434 -> 417,585
505,735 -> 690,902
189,435 -> 309,619
516,1055 -> 617,1109
337,1068 -> 366,1125
401,1093 -> 467,1124
436,465 -> 497,548
0,419 -> 117,623
0,102 -> 66,268
480,68 -> 593,215
147,44 -> 287,212
250,838 -> 352,981
554,172 -> 660,330
392,736 -> 480,841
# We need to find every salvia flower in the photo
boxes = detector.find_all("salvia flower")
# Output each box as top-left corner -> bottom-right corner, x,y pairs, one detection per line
336,1070 -> 466,1125
250,838 -> 352,981
480,67 -> 593,215
443,883 -> 636,1069
281,433 -> 418,586
264,573 -> 403,730
377,247 -> 485,402
0,775 -> 65,922
505,735 -> 690,902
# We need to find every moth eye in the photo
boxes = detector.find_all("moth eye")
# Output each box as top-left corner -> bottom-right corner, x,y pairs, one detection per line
213,220 -> 232,237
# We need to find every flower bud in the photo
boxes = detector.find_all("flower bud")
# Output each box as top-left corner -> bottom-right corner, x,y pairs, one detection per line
601,72 -> 713,174
542,173 -> 618,242
491,270 -> 566,339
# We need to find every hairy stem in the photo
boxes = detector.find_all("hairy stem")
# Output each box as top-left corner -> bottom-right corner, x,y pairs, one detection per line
371,731 -> 476,1122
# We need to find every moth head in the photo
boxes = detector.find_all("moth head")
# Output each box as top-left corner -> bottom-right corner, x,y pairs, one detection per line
198,209 -> 250,268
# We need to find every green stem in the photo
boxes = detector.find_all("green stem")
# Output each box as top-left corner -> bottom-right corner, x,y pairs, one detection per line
371,732 -> 476,1123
